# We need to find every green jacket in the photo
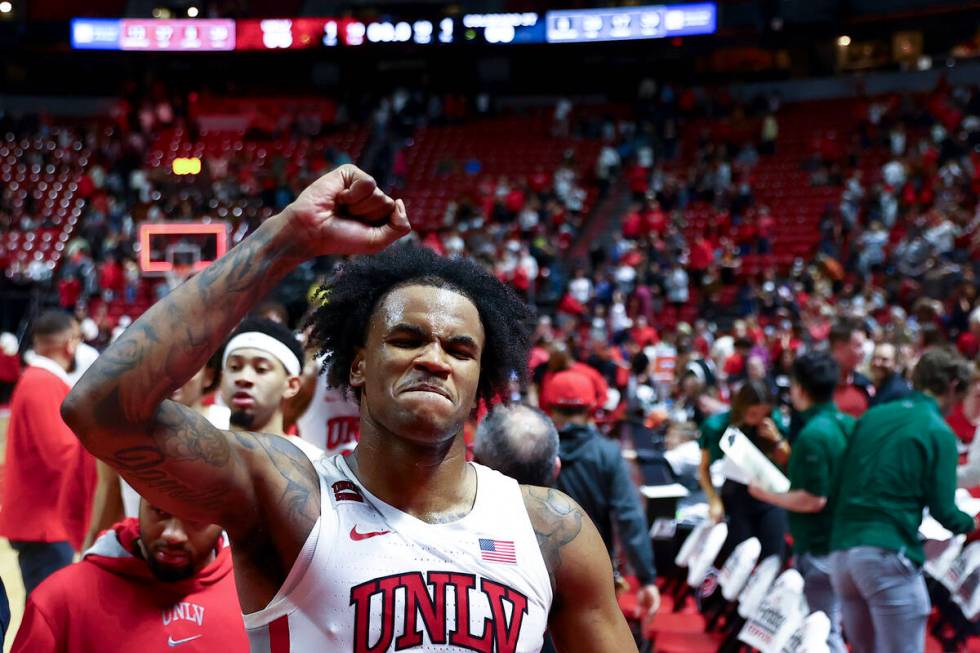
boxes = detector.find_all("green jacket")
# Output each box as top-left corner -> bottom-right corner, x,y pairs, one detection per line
786,402 -> 854,556
831,392 -> 975,565
698,408 -> 788,465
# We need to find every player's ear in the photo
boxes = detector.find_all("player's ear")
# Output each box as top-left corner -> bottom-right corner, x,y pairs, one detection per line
350,349 -> 366,389
283,374 -> 302,400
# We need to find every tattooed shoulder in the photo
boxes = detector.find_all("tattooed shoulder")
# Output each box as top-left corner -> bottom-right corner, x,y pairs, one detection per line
521,486 -> 584,591
241,431 -> 321,535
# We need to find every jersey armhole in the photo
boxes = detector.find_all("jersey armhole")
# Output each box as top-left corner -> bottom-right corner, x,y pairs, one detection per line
515,483 -> 556,610
242,471 -> 336,629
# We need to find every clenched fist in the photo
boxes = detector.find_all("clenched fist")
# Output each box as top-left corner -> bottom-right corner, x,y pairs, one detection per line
285,164 -> 412,258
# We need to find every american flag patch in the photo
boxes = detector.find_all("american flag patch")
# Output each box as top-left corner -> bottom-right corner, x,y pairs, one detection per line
479,538 -> 517,564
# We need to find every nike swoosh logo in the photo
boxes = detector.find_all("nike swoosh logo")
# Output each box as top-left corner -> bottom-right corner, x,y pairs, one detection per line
350,525 -> 391,541
168,635 -> 202,647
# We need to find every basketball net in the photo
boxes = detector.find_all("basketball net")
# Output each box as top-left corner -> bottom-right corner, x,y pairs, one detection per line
165,261 -> 196,290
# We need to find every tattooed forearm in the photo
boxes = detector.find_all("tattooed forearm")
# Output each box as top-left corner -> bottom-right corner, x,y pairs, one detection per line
522,486 -> 584,591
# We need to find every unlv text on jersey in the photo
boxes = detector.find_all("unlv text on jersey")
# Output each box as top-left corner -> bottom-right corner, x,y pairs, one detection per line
350,571 -> 529,653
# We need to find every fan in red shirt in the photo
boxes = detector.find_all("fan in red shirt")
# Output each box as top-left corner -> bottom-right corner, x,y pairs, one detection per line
13,500 -> 248,653
0,311 -> 96,596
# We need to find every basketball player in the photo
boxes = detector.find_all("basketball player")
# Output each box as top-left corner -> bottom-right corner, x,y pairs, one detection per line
14,498 -> 248,652
62,165 -> 636,651
219,316 -> 323,462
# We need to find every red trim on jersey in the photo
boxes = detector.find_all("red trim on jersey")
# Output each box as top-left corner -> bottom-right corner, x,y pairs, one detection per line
270,614 -> 290,653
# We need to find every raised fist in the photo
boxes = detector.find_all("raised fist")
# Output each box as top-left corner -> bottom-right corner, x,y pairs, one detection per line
286,164 -> 412,257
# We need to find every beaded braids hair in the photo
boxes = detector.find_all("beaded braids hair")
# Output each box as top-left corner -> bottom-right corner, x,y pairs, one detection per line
306,243 -> 533,405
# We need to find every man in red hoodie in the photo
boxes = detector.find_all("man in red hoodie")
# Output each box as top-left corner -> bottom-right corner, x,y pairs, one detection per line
0,310 -> 95,595
12,498 -> 248,652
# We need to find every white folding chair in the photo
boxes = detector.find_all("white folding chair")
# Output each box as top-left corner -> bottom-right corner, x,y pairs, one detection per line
704,537 -> 761,633
940,541 -> 980,593
952,565 -> 980,622
924,534 -> 966,582
675,519 -> 712,568
738,568 -> 808,653
720,537 -> 762,602
687,521 -> 729,588
737,555 -> 783,620
779,611 -> 831,653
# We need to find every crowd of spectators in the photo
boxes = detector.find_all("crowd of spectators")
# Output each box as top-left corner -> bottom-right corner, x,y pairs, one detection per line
4,80 -> 980,451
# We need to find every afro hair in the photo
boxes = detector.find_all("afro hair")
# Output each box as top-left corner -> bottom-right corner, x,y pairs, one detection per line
307,243 -> 532,405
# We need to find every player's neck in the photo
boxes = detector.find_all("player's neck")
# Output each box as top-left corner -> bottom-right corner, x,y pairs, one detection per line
350,427 -> 475,523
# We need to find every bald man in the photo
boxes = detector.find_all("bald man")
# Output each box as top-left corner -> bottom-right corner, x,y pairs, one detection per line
474,404 -> 561,486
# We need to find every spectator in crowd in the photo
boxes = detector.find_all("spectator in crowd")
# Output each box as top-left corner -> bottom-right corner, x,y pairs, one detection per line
0,311 -> 96,596
698,379 -> 789,560
13,499 -> 248,652
542,369 -> 661,621
829,319 -> 874,418
831,348 -> 979,653
748,352 -> 853,653
948,361 -> 980,445
474,404 -> 561,487
868,341 -> 912,407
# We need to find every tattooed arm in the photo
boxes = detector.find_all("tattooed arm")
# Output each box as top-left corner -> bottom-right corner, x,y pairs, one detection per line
61,166 -> 410,595
522,486 -> 638,653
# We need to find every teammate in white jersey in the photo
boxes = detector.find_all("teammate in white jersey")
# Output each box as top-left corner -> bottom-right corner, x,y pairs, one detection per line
63,164 -> 638,652
295,355 -> 361,456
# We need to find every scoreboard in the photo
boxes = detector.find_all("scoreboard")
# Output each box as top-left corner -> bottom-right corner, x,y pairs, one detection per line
71,3 -> 716,51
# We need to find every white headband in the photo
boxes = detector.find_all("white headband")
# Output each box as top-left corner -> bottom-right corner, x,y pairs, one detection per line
223,332 -> 302,376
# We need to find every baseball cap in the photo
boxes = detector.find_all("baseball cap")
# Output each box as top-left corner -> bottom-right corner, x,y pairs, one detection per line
541,370 -> 598,410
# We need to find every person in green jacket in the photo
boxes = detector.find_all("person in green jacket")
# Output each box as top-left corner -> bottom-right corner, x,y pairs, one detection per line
749,352 -> 852,653
697,379 -> 790,560
830,348 -> 978,653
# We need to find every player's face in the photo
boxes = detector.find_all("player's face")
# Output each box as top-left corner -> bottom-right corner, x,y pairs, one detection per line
352,285 -> 485,444
138,502 -> 222,582
221,349 -> 294,431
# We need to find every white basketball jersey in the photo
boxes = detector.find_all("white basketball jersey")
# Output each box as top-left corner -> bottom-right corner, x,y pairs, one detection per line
244,455 -> 553,653
297,360 -> 361,456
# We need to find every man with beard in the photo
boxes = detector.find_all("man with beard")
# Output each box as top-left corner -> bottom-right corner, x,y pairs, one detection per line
0,310 -> 96,595
62,165 -> 637,651
868,341 -> 912,407
12,499 -> 248,652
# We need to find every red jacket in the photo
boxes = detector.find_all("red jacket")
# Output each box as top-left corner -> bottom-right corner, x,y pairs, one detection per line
13,519 -> 248,653
0,363 -> 95,548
